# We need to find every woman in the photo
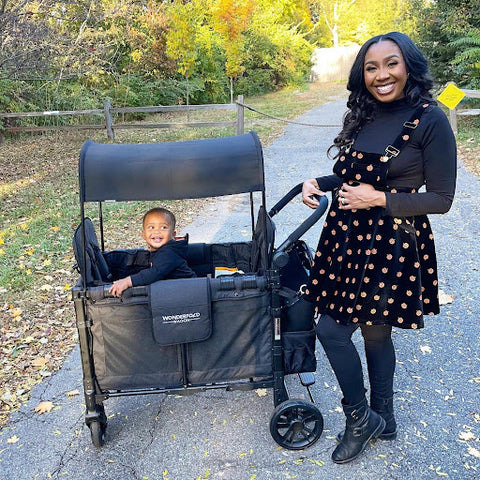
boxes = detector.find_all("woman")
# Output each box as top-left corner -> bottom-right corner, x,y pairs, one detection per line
302,32 -> 457,464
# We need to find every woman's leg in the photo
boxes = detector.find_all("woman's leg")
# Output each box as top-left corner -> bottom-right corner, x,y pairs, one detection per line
360,324 -> 397,438
315,314 -> 365,404
315,314 -> 385,463
360,324 -> 395,398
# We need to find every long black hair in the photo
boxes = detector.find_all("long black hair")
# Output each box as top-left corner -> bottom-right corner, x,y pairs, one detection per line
329,31 -> 435,157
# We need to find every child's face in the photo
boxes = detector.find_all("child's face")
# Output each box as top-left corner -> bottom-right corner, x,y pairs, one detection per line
142,212 -> 176,251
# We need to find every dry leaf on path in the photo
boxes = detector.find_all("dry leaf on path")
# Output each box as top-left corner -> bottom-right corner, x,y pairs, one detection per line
67,389 -> 80,398
34,401 -> 54,414
439,289 -> 454,305
255,389 -> 268,397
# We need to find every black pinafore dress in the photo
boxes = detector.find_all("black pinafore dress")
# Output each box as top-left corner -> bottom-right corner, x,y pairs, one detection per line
304,103 -> 439,330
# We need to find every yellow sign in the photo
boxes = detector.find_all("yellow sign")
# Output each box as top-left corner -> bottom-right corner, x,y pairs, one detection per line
437,83 -> 466,110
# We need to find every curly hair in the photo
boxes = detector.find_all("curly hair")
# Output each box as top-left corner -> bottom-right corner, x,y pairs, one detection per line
142,207 -> 176,229
328,32 -> 435,158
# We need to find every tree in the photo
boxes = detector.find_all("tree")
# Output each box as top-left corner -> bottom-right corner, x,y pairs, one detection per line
165,0 -> 206,105
309,0 -> 411,47
414,0 -> 480,88
212,0 -> 254,102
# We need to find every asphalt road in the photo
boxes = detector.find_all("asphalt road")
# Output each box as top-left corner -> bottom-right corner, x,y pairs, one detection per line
1,98 -> 479,480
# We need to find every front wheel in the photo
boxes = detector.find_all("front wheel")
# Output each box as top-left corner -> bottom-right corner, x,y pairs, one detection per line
89,421 -> 106,448
269,399 -> 323,450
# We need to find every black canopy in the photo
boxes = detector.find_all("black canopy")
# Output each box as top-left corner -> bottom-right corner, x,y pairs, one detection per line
79,131 -> 265,203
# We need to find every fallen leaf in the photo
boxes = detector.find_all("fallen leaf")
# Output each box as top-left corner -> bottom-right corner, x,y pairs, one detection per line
255,389 -> 267,397
66,389 -> 80,398
439,290 -> 454,305
459,431 -> 476,441
468,446 -> 480,459
31,357 -> 49,368
7,435 -> 20,444
34,401 -> 54,414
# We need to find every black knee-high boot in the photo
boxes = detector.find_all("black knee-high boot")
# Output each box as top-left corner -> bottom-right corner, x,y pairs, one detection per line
332,398 -> 385,464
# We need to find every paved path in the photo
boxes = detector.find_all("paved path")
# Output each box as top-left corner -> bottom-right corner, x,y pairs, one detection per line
1,99 -> 480,480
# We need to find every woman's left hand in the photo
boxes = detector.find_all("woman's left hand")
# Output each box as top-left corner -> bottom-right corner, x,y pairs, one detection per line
338,182 -> 386,210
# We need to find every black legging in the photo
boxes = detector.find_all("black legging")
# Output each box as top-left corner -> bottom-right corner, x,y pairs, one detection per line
315,314 -> 396,406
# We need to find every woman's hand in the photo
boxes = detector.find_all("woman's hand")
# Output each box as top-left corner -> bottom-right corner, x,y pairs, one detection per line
108,276 -> 132,297
338,182 -> 386,210
302,179 -> 325,209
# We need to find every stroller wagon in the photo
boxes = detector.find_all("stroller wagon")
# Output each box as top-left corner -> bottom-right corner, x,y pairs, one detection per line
72,131 -> 328,450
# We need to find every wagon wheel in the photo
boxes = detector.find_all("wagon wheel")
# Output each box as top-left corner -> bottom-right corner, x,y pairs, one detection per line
269,399 -> 323,450
89,420 -> 106,448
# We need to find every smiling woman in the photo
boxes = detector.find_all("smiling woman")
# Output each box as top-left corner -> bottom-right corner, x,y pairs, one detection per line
300,31 -> 457,464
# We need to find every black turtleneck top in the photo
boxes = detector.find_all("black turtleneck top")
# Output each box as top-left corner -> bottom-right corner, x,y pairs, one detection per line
316,98 -> 457,217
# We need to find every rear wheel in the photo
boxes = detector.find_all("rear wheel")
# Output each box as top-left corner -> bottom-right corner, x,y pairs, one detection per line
269,399 -> 323,450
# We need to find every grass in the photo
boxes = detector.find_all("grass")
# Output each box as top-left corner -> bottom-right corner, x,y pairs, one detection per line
0,81 -> 346,427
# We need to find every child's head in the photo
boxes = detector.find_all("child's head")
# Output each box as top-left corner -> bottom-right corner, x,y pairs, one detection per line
141,207 -> 176,251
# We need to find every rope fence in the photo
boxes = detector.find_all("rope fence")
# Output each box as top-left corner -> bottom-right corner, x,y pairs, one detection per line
236,101 -> 342,128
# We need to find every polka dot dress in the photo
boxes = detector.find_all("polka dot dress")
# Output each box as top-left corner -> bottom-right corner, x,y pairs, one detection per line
304,104 -> 439,329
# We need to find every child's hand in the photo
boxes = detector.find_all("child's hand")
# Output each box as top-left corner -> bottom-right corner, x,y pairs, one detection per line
108,277 -> 132,297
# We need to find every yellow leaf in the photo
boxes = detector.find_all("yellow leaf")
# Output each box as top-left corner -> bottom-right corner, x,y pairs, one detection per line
50,226 -> 60,232
34,401 -> 54,414
10,308 -> 23,317
67,389 -> 80,398
63,284 -> 71,291
7,435 -> 20,444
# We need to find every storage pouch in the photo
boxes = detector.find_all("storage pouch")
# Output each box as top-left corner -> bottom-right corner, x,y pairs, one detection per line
282,329 -> 317,374
150,277 -> 212,346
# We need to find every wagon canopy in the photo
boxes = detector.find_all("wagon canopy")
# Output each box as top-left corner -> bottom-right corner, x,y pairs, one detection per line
79,131 -> 265,203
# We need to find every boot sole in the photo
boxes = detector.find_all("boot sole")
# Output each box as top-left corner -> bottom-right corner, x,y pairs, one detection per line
332,417 -> 386,464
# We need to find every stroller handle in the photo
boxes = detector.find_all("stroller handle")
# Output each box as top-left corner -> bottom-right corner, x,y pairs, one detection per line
271,183 -> 329,268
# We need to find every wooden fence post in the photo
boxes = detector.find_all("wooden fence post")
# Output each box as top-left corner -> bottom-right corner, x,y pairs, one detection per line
104,99 -> 115,141
449,107 -> 458,135
236,95 -> 245,135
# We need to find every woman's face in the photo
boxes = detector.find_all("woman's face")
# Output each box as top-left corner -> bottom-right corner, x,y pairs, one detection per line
363,40 -> 408,103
